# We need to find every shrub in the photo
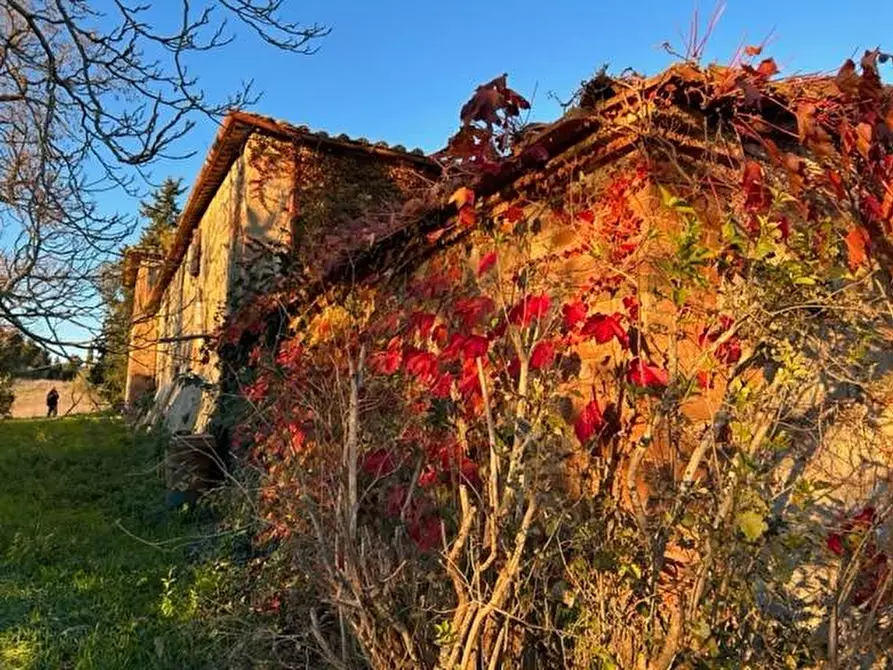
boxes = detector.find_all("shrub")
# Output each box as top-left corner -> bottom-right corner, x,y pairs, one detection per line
221,53 -> 893,668
0,375 -> 15,418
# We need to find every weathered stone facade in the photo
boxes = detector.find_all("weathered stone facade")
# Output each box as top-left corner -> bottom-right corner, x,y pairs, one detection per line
122,250 -> 161,405
124,112 -> 437,431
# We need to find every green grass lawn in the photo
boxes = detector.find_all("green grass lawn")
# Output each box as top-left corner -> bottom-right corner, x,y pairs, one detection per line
0,417 -> 226,669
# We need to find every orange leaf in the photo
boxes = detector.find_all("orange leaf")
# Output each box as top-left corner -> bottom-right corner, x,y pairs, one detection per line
856,122 -> 873,160
744,45 -> 763,56
845,226 -> 870,270
882,188 -> 893,223
459,207 -> 477,228
449,187 -> 475,210
827,170 -> 846,200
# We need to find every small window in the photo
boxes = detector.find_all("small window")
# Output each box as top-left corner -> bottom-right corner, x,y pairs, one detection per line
188,229 -> 202,277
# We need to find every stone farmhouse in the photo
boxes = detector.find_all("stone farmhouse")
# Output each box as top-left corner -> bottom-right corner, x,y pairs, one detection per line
123,111 -> 438,432
121,65 -> 893,664
125,67 -> 892,506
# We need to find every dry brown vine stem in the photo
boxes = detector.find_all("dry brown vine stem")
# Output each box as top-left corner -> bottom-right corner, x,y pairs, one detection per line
687,375 -> 787,619
449,494 -> 538,670
345,344 -> 365,541
477,357 -> 501,531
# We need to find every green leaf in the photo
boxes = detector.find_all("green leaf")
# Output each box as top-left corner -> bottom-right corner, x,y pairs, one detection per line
618,562 -> 642,580
793,275 -> 816,285
691,619 -> 711,641
659,185 -> 696,214
753,236 -> 775,260
737,510 -> 767,542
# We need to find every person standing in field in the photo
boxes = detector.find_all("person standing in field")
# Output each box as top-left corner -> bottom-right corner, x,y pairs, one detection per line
46,387 -> 59,417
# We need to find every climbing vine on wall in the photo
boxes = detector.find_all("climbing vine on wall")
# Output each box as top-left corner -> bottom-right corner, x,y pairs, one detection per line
220,53 -> 893,669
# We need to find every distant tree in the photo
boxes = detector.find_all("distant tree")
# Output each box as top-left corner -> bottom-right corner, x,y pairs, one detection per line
88,261 -> 134,405
90,178 -> 185,404
0,374 -> 13,418
0,1 -> 327,352
0,328 -> 52,377
137,178 -> 186,253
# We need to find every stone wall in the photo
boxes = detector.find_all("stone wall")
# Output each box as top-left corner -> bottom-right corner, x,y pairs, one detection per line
141,131 -> 434,432
311,144 -> 892,516
153,151 -> 248,430
124,259 -> 160,405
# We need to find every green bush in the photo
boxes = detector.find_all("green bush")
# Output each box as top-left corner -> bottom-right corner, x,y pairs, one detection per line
0,375 -> 15,418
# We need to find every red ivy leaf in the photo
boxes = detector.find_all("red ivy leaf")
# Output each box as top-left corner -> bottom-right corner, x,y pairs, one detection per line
370,339 -> 403,375
530,340 -> 556,369
409,515 -> 442,552
458,457 -> 482,490
628,357 -> 669,389
461,335 -> 489,359
361,449 -> 397,477
835,59 -> 860,96
696,371 -> 713,389
454,296 -> 496,330
623,295 -> 639,322
418,467 -> 438,487
853,506 -> 876,528
409,312 -> 436,339
742,160 -> 770,213
459,74 -> 530,126
717,339 -> 742,365
509,294 -> 551,326
488,318 -> 507,340
578,210 -> 595,224
827,533 -> 844,555
478,251 -> 498,276
430,372 -> 453,398
698,315 -> 738,364
458,358 -> 482,402
441,333 -> 467,361
756,58 -> 779,78
404,349 -> 439,383
508,356 -> 520,378
505,206 -> 524,223
574,398 -> 605,444
581,313 -> 628,348
562,300 -> 588,330
862,194 -> 883,222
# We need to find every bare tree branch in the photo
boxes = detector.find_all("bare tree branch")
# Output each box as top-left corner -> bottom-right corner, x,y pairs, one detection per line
0,0 -> 327,351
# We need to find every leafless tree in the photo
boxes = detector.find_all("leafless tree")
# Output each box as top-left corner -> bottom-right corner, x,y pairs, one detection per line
0,0 -> 327,353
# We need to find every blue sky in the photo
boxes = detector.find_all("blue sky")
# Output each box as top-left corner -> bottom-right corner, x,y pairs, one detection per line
31,1 -> 893,347
172,1 -> 892,156
138,0 -> 893,202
